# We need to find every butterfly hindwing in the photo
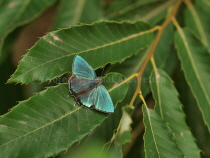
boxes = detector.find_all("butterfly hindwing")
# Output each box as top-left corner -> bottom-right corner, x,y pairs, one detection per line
94,85 -> 114,113
79,87 -> 98,108
78,85 -> 114,113
70,75 -> 94,94
73,55 -> 96,79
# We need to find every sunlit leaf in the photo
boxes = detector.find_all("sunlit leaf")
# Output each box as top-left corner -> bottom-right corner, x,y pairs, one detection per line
0,73 -> 128,158
8,21 -> 154,83
150,69 -> 200,157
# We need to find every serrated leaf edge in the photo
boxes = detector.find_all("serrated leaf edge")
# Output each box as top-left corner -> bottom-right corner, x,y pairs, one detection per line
8,21 -> 156,83
1,73 -> 128,148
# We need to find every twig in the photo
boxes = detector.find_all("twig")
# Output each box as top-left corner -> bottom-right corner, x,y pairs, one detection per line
129,0 -> 183,107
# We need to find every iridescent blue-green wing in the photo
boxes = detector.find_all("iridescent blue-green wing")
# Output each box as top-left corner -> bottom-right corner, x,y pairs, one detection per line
94,85 -> 114,113
79,88 -> 98,108
77,84 -> 114,113
73,55 -> 96,79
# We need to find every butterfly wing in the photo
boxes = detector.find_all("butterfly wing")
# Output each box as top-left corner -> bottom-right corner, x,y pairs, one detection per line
70,55 -> 114,113
78,84 -> 114,113
73,55 -> 96,79
69,75 -> 94,94
78,87 -> 98,108
94,85 -> 114,113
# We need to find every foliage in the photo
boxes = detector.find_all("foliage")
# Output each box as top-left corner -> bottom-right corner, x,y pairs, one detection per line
0,0 -> 209,157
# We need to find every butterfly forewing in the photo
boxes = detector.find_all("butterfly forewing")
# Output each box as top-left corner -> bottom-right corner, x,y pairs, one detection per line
73,55 -> 96,79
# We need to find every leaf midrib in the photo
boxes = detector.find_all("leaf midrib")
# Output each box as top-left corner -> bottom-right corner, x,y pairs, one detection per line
0,106 -> 81,148
0,80 -> 125,148
187,2 -> 209,50
203,0 -> 210,7
178,29 -> 210,106
72,0 -> 86,24
145,106 -> 161,157
143,0 -> 175,21
154,70 -> 164,119
10,27 -> 155,82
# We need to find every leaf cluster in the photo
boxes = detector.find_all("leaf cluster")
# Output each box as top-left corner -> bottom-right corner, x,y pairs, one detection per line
0,0 -> 210,157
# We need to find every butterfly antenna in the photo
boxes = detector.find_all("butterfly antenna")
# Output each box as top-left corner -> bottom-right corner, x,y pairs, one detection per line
101,67 -> 105,76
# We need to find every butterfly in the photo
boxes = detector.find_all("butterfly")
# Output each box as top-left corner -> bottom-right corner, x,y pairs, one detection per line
68,55 -> 114,113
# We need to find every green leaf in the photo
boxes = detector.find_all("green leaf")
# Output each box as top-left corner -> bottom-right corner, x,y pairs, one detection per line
0,0 -> 56,56
150,69 -> 200,157
64,107 -> 124,158
0,30 -> 19,65
61,140 -> 106,158
103,0 -> 135,16
108,143 -> 123,158
58,139 -> 122,158
174,28 -> 210,131
142,104 -> 185,158
103,143 -> 123,158
51,0 -> 102,30
185,0 -> 210,53
115,106 -> 133,144
0,73 -> 128,158
106,0 -> 175,25
109,23 -> 174,76
175,71 -> 206,158
109,23 -> 175,103
8,21 -> 154,83
57,103 -> 124,158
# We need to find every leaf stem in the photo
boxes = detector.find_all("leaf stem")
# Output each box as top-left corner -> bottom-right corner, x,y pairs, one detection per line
128,0 -> 183,107
108,73 -> 138,92
139,94 -> 147,106
150,56 -> 157,71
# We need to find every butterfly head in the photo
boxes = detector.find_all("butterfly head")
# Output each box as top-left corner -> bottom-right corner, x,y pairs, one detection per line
95,78 -> 102,85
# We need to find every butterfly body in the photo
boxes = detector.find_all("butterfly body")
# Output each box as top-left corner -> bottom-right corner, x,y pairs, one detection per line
69,55 -> 114,113
69,75 -> 102,98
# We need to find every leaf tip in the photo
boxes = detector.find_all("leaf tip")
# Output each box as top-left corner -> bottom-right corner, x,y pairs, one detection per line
7,76 -> 15,84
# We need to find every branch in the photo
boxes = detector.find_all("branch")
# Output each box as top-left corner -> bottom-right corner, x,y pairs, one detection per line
129,0 -> 183,107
